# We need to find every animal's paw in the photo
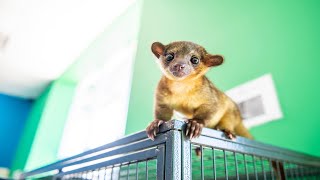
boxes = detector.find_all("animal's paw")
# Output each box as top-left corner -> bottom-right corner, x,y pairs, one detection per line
195,147 -> 201,157
222,129 -> 236,140
146,119 -> 164,141
185,120 -> 204,139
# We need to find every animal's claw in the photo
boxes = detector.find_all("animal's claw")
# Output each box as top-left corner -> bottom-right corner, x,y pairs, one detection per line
185,120 -> 203,139
146,119 -> 163,140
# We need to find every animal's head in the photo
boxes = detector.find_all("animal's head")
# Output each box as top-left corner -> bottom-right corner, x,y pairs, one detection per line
151,41 -> 224,81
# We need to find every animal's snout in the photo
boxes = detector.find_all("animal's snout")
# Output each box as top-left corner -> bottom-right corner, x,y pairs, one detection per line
173,63 -> 186,71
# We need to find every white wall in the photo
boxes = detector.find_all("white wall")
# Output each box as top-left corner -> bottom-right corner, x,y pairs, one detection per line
0,0 -> 136,98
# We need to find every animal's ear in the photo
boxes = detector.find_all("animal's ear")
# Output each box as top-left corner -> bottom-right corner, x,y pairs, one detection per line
204,54 -> 224,67
151,42 -> 165,58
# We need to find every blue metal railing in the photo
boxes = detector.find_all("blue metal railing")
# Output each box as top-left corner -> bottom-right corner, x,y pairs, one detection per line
20,120 -> 320,179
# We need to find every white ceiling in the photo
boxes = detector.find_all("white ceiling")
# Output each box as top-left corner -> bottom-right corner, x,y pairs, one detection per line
0,0 -> 136,99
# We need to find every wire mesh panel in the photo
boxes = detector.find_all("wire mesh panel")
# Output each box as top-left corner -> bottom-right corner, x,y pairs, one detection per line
59,159 -> 157,180
190,144 -> 320,180
19,124 -> 171,180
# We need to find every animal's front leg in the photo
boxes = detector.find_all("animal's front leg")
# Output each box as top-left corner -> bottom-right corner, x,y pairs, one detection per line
186,104 -> 214,139
185,119 -> 204,139
146,103 -> 173,140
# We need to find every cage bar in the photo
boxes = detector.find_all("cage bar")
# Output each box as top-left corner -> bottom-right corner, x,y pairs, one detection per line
18,120 -> 320,180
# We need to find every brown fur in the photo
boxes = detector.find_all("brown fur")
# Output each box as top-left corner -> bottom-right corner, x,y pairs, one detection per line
147,41 -> 252,139
146,41 -> 284,179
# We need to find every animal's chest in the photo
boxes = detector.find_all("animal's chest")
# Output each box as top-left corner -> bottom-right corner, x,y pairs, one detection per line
167,91 -> 204,118
163,81 -> 209,117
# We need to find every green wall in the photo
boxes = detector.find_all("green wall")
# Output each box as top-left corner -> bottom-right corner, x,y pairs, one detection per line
126,0 -> 320,157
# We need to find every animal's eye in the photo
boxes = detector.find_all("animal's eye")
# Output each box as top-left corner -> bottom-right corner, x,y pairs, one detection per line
165,53 -> 174,62
190,56 -> 199,64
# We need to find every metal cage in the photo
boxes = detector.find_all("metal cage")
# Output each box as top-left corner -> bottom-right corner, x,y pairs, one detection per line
20,120 -> 320,180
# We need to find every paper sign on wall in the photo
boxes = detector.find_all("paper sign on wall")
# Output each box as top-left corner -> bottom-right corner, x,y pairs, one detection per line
226,73 -> 283,128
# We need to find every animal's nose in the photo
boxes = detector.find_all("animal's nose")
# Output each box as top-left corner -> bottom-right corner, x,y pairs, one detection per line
173,64 -> 186,71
